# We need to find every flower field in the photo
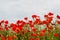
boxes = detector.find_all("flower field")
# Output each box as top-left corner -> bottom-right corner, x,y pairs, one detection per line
0,12 -> 60,40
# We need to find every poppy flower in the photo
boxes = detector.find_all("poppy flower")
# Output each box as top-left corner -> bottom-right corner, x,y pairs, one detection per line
44,14 -> 48,18
40,30 -> 46,37
1,20 -> 4,23
10,23 -> 13,27
29,38 -> 34,40
47,17 -> 53,23
40,32 -> 45,37
13,35 -> 17,39
30,24 -> 34,27
36,38 -> 40,40
8,36 -> 13,40
54,33 -> 59,37
18,26 -> 22,30
36,16 -> 40,19
30,33 -> 37,36
5,27 -> 9,31
16,20 -> 21,24
34,19 -> 41,24
48,26 -> 53,30
40,29 -> 46,33
0,22 -> 1,26
32,14 -> 37,18
2,36 -> 6,40
31,27 -> 36,32
15,27 -> 21,33
33,33 -> 37,36
0,27 -> 3,30
57,21 -> 60,24
24,17 -> 28,20
48,12 -> 53,16
28,20 -> 33,25
57,15 -> 60,19
12,24 -> 17,31
42,20 -> 49,25
21,21 -> 26,26
4,20 -> 8,25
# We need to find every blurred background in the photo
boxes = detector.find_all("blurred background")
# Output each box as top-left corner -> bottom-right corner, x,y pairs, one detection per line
0,0 -> 60,23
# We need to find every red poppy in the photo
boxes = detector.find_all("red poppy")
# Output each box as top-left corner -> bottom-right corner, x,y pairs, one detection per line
40,29 -> 46,37
44,14 -> 48,18
57,15 -> 60,19
33,33 -> 37,36
15,27 -> 21,33
0,27 -> 3,30
57,21 -> 60,24
12,24 -> 17,31
12,26 -> 16,31
30,24 -> 34,27
42,20 -> 49,25
5,27 -> 9,31
48,12 -> 53,16
16,20 -> 21,24
34,19 -> 41,24
29,38 -> 34,40
40,29 -> 46,33
18,26 -> 22,30
36,16 -> 40,19
32,14 -> 37,18
24,17 -> 28,20
1,20 -> 4,23
10,23 -> 13,27
31,27 -> 36,32
21,21 -> 26,26
4,20 -> 8,25
30,33 -> 37,36
13,35 -> 16,39
36,38 -> 40,40
2,36 -> 6,40
48,26 -> 53,30
0,22 -> 1,26
47,17 -> 53,23
28,20 -> 33,25
8,36 -> 13,40
54,33 -> 59,37
40,32 -> 45,37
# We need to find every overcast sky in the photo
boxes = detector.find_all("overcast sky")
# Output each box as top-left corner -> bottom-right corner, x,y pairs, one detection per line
0,0 -> 60,22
